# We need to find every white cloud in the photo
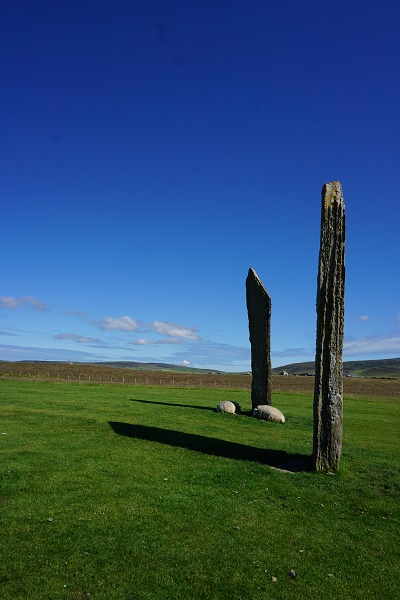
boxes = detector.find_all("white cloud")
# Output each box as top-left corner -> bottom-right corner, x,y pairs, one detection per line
359,315 -> 369,321
182,360 -> 190,365
90,316 -> 200,342
132,338 -> 153,346
92,316 -> 141,331
344,335 -> 400,356
55,333 -> 101,344
0,295 -> 49,311
0,297 -> 19,308
130,337 -> 188,346
152,320 -> 200,341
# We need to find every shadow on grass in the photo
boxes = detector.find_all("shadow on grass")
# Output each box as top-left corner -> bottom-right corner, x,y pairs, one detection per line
130,398 -> 255,417
108,422 -> 311,472
130,398 -> 215,412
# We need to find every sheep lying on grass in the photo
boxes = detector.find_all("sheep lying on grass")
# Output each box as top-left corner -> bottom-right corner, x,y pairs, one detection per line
253,405 -> 285,423
216,401 -> 241,414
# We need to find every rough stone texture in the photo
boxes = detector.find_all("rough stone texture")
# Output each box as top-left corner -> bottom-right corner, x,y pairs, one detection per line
253,405 -> 285,423
313,181 -> 346,472
246,267 -> 272,411
216,401 -> 240,414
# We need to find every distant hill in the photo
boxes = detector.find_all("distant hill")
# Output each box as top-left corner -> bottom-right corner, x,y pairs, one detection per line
273,357 -> 400,378
19,359 -> 222,373
90,361 -> 222,374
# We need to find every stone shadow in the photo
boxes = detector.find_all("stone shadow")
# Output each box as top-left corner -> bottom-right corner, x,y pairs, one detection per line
130,398 -> 254,417
109,422 -> 311,472
130,398 -> 215,412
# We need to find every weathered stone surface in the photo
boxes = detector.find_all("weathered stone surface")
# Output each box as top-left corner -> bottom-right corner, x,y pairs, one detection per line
216,401 -> 240,414
246,267 -> 272,410
253,405 -> 285,423
313,181 -> 346,472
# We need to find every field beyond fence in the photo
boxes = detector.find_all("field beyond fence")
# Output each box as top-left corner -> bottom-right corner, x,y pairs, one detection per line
1,361 -> 399,397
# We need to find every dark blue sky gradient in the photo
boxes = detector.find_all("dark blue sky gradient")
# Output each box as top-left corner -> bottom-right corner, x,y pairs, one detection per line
1,1 -> 399,369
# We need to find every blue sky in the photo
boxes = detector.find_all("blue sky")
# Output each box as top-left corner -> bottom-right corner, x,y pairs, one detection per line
1,0 -> 399,371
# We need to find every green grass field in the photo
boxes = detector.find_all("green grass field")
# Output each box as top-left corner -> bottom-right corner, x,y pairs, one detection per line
1,381 -> 399,599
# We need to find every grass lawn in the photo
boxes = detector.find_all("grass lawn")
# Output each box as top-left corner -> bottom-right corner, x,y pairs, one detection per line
1,381 -> 399,599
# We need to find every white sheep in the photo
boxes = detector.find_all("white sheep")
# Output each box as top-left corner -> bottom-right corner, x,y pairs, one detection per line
216,401 -> 241,414
253,405 -> 285,423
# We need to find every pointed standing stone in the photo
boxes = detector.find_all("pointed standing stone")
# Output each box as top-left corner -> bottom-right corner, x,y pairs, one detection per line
313,181 -> 346,471
246,267 -> 272,410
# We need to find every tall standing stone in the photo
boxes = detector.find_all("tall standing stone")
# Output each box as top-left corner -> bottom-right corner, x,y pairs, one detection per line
246,267 -> 272,410
313,181 -> 346,472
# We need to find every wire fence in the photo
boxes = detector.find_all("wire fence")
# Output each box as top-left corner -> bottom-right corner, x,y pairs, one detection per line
2,370 -> 250,388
